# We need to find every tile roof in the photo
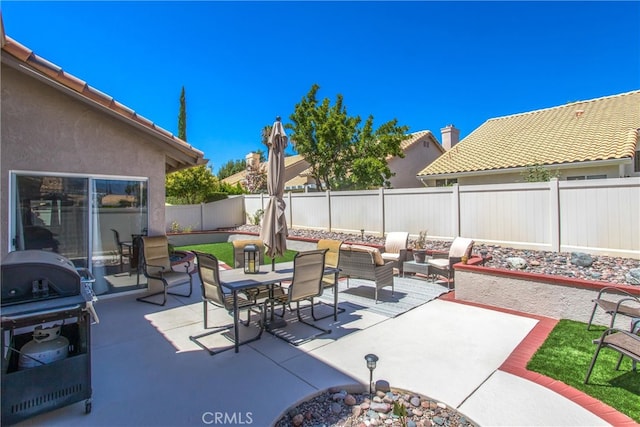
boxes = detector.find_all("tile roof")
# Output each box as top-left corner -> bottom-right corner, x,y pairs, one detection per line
1,31 -> 206,173
418,90 -> 640,177
222,154 -> 307,186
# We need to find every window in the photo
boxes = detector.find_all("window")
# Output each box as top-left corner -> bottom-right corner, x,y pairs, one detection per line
635,150 -> 640,172
567,174 -> 606,181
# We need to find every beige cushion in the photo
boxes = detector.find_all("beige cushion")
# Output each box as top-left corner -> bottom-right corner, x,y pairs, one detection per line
449,237 -> 474,258
381,252 -> 401,262
427,258 -> 450,269
350,244 -> 385,266
384,232 -> 409,254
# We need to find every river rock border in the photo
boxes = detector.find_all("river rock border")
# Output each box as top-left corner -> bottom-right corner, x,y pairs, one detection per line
274,383 -> 477,427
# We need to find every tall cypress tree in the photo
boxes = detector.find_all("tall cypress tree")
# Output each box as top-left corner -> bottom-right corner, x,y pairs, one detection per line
178,86 -> 187,141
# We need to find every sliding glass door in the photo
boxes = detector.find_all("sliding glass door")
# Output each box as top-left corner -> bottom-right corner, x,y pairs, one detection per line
11,172 -> 148,296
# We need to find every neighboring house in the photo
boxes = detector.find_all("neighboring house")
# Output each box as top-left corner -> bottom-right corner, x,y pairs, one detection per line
225,130 -> 445,191
417,90 -> 640,186
222,153 -> 312,192
387,129 -> 445,188
1,28 -> 205,294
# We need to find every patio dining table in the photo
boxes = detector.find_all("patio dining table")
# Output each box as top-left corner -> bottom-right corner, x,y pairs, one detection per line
219,261 -> 339,353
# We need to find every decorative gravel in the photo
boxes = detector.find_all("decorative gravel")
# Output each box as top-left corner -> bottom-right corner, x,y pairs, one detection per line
275,387 -> 476,427
227,225 -> 640,285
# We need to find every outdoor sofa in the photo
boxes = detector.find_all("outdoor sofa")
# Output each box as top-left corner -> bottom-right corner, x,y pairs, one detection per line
338,244 -> 394,303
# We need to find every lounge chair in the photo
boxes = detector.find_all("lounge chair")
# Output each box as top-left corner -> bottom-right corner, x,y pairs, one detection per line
427,237 -> 474,289
586,286 -> 640,330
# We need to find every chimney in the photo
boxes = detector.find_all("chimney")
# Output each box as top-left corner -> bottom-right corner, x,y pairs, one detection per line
440,124 -> 460,150
245,152 -> 260,170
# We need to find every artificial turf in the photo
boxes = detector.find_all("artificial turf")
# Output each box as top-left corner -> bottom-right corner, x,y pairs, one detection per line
527,319 -> 639,422
175,242 -> 297,267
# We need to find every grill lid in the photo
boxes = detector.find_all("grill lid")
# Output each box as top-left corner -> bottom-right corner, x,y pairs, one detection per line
1,250 -> 81,306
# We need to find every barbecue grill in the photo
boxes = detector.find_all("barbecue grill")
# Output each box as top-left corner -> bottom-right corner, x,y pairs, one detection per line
1,250 -> 97,425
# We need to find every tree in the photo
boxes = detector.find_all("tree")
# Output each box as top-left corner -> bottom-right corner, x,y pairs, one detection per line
217,159 -> 246,180
178,86 -> 187,141
165,164 -> 220,204
166,87 -> 223,204
287,84 -> 409,191
521,163 -> 560,182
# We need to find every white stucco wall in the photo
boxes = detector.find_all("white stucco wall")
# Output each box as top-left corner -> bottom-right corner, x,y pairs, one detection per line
1,64 -> 169,258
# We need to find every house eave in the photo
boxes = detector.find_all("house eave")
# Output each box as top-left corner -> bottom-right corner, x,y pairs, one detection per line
1,51 -> 206,174
417,158 -> 633,183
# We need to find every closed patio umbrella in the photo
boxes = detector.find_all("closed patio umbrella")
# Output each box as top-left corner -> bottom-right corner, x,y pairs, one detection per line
260,117 -> 289,271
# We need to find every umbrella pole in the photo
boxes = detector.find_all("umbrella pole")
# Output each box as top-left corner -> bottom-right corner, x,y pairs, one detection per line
272,257 -> 275,271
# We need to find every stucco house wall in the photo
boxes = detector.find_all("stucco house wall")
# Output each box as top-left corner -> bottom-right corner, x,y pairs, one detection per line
1,64 -> 168,258
421,163 -> 624,186
388,135 -> 442,188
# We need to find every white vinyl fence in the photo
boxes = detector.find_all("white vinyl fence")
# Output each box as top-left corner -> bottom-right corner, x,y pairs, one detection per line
169,178 -> 640,259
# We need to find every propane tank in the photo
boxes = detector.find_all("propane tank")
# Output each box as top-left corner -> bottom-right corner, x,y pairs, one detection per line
19,324 -> 69,369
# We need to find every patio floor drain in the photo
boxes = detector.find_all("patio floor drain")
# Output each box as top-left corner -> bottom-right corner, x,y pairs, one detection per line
274,385 -> 477,426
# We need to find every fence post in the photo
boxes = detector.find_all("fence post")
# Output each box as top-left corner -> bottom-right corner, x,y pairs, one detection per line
326,190 -> 332,232
549,178 -> 560,252
452,184 -> 460,237
287,191 -> 293,228
379,187 -> 385,237
200,202 -> 204,231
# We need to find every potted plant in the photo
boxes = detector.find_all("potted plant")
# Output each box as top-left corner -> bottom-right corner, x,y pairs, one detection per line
413,230 -> 428,263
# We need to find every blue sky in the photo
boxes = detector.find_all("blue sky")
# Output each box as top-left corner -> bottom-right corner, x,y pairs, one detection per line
2,1 -> 639,174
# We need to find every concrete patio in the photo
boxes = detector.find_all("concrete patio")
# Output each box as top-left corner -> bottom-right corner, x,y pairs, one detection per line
15,276 -> 617,427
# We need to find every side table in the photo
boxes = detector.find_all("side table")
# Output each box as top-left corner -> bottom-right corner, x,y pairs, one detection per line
403,260 -> 430,279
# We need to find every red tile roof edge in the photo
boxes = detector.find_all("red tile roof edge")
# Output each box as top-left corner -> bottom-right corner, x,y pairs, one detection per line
439,292 -> 637,425
1,35 -> 204,160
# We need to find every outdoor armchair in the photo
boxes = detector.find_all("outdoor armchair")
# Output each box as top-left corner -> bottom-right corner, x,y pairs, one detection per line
189,251 -> 263,355
427,237 -> 474,289
313,239 -> 344,321
266,249 -> 330,345
587,287 -> 640,330
137,235 -> 194,306
381,232 -> 409,274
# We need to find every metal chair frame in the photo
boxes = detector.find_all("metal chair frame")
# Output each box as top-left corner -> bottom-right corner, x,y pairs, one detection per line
266,249 -> 331,346
312,239 -> 344,321
189,252 -> 263,356
586,286 -> 640,330
136,236 -> 193,306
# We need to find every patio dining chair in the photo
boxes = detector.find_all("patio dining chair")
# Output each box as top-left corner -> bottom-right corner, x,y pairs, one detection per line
586,287 -> 640,330
584,323 -> 640,384
136,235 -> 194,306
189,251 -> 263,355
427,237 -> 474,289
312,239 -> 344,321
111,228 -> 132,272
266,249 -> 330,345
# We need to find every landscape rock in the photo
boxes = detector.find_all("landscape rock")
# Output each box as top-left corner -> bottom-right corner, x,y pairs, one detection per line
626,268 -> 640,285
571,252 -> 594,267
507,257 -> 527,269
